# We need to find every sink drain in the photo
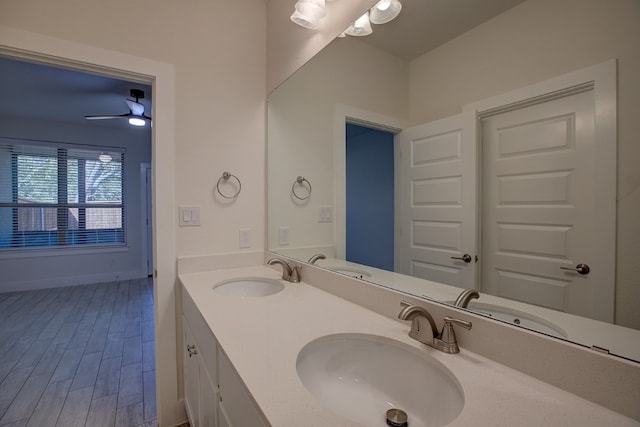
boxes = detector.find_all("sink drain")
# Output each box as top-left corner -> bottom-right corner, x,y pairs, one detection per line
386,408 -> 408,427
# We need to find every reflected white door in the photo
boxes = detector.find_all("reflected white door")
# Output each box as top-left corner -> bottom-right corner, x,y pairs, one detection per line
396,111 -> 478,289
481,89 -> 613,321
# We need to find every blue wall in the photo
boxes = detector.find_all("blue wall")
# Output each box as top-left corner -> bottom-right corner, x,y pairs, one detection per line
346,124 -> 394,271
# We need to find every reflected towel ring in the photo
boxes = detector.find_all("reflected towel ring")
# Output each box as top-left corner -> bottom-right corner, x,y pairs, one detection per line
216,172 -> 242,199
292,176 -> 312,200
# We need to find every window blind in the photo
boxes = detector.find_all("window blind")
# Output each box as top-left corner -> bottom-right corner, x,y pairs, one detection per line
0,139 -> 125,250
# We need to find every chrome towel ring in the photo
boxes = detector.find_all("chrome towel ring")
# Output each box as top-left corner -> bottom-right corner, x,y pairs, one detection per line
292,176 -> 312,200
216,171 -> 242,199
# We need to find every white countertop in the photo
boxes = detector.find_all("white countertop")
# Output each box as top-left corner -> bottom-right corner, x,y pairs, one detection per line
179,265 -> 640,427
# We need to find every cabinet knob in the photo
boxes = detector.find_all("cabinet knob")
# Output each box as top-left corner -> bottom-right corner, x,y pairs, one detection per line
187,344 -> 198,357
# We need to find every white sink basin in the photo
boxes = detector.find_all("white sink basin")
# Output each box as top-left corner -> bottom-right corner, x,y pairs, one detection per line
212,277 -> 284,298
462,302 -> 568,338
296,333 -> 464,427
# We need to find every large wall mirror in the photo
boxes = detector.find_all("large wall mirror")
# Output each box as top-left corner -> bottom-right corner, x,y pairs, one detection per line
267,0 -> 640,362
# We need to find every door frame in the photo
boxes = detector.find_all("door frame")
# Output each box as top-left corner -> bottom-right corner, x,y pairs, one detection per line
140,162 -> 153,277
0,25 -> 180,424
464,59 -> 617,322
333,104 -> 405,259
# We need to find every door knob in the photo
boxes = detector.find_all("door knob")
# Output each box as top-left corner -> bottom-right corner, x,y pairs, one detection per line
451,254 -> 472,263
560,263 -> 590,275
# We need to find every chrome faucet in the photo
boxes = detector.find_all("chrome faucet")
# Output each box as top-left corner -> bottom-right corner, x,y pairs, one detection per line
454,288 -> 479,308
267,258 -> 301,283
307,253 -> 326,265
398,303 -> 472,354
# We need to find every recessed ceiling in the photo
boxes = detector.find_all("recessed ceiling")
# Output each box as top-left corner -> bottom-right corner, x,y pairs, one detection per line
0,56 -> 152,130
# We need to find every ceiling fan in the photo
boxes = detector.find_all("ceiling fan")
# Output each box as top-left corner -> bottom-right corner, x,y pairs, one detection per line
85,88 -> 151,127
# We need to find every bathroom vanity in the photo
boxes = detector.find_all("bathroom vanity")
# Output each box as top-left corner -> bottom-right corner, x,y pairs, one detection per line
178,259 -> 640,426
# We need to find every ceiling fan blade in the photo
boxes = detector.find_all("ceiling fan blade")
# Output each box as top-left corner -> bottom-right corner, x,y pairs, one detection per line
84,114 -> 129,120
125,99 -> 145,116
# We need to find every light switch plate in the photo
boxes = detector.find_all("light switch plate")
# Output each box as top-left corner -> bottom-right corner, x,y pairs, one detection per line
239,228 -> 251,249
278,227 -> 290,246
318,206 -> 333,223
178,205 -> 201,227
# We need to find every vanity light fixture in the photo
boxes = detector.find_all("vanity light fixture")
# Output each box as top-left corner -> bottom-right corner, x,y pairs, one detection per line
290,0 -> 326,29
345,10 -> 373,36
369,0 -> 402,24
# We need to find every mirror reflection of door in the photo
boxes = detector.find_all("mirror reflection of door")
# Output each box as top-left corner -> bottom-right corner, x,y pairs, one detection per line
396,88 -> 614,321
345,124 -> 395,271
396,111 -> 478,289
481,89 -> 612,321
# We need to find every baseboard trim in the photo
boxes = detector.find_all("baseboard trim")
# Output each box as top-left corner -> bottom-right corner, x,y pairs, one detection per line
0,269 -> 147,293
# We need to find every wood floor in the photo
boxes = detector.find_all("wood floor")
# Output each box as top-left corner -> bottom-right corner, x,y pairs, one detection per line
0,278 -> 156,427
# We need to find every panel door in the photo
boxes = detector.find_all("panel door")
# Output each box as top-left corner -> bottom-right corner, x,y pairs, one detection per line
396,111 -> 478,289
481,89 -> 613,321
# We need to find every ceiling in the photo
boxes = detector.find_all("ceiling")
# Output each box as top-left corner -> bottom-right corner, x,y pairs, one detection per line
0,56 -> 152,131
0,0 -> 525,128
359,0 -> 527,61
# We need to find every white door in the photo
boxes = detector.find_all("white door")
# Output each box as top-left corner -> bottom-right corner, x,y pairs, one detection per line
481,89 -> 613,321
396,111 -> 478,289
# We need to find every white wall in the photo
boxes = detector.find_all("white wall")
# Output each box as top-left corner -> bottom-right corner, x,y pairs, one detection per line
0,0 -> 267,259
0,116 -> 151,290
408,0 -> 640,329
267,0 -> 379,92
268,36 -> 409,251
0,1 -> 266,425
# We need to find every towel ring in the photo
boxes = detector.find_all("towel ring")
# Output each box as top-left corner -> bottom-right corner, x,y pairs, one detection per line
292,176 -> 312,200
216,172 -> 242,199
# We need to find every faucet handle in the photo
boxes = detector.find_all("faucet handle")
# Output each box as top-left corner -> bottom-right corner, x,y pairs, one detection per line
443,316 -> 472,330
435,316 -> 472,354
290,265 -> 302,283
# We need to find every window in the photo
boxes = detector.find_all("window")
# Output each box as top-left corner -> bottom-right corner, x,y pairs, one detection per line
0,139 -> 125,250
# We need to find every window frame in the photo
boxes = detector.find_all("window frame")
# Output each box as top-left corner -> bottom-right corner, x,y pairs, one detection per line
0,138 -> 127,252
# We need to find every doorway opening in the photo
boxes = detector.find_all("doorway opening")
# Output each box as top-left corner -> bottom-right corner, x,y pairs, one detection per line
0,56 -> 156,425
345,123 -> 395,271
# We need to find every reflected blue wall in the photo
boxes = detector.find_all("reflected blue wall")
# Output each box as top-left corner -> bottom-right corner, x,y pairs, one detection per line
346,124 -> 394,271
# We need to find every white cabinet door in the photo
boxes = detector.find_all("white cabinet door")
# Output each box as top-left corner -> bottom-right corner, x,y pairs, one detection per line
199,361 -> 218,427
183,320 -> 200,427
217,402 -> 231,427
183,314 -> 219,427
218,350 -> 269,427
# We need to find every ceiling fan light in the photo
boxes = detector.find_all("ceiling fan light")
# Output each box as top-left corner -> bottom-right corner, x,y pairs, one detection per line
291,0 -> 326,29
98,153 -> 112,163
345,11 -> 372,37
128,116 -> 146,127
370,0 -> 401,24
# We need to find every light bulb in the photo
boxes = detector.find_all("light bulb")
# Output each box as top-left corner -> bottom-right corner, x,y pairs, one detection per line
345,11 -> 373,36
376,0 -> 391,11
129,117 -> 146,127
370,0 -> 401,24
291,0 -> 326,29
